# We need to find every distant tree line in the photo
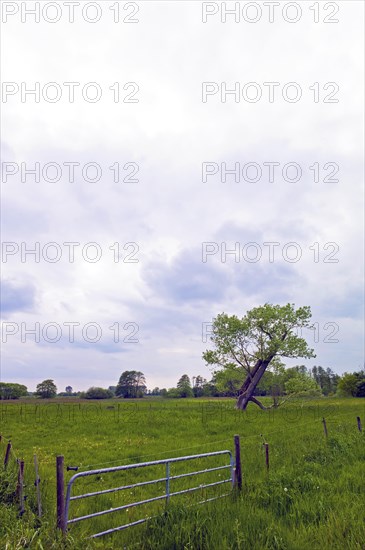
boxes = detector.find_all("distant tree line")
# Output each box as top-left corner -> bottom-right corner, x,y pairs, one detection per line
211,365 -> 365,399
1,367 -> 364,400
0,383 -> 28,400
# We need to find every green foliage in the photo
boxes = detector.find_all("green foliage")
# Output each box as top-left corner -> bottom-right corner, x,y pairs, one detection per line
285,374 -> 321,397
84,387 -> 114,399
35,379 -> 57,399
311,366 -> 339,396
337,371 -> 365,397
203,304 -> 316,409
176,374 -> 193,398
115,370 -> 146,398
0,383 -> 28,400
337,373 -> 359,397
214,365 -> 242,396
356,379 -> 365,397
203,304 -> 316,405
203,303 -> 315,374
192,375 -> 207,397
166,387 -> 181,398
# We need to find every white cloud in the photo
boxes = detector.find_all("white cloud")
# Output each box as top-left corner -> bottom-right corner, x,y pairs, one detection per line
1,1 -> 364,391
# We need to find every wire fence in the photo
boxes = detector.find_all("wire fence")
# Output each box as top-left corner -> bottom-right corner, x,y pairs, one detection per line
1,406 -> 363,540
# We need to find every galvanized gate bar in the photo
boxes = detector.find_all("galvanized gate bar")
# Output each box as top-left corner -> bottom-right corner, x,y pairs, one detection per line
68,493 -> 168,524
91,516 -> 160,539
70,464 -> 230,501
70,476 -> 168,501
91,488 -> 233,539
69,478 -> 231,525
68,450 -> 232,480
65,450 -> 234,538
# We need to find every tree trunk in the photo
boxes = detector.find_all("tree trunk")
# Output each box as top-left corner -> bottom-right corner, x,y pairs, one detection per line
238,359 -> 262,393
236,357 -> 273,410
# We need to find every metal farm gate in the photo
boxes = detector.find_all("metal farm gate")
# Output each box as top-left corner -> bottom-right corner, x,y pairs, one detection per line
65,450 -> 234,539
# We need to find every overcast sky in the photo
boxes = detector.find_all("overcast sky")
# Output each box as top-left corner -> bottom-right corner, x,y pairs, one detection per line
1,1 -> 364,392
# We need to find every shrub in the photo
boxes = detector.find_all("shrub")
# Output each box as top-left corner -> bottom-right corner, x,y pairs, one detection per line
84,387 -> 113,399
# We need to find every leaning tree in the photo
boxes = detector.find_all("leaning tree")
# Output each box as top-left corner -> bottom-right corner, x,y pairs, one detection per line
203,303 -> 316,410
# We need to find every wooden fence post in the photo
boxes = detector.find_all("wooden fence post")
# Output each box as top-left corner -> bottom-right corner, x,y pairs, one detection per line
322,417 -> 328,438
356,416 -> 362,432
263,443 -> 269,472
56,456 -> 66,533
16,460 -> 25,516
4,441 -> 12,469
234,435 -> 242,491
34,454 -> 42,517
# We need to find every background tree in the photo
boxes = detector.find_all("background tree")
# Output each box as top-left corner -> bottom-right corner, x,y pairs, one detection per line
203,303 -> 315,410
0,383 -> 28,400
35,379 -> 57,399
84,387 -> 113,399
354,375 -> 365,397
202,379 -> 218,397
192,375 -> 207,397
116,370 -> 146,398
337,372 -> 363,397
65,385 -> 73,394
285,373 -> 321,397
311,366 -> 339,395
214,365 -> 242,396
176,374 -> 193,398
166,387 -> 180,398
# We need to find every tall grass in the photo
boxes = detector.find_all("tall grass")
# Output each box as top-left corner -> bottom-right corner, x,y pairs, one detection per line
1,397 -> 364,548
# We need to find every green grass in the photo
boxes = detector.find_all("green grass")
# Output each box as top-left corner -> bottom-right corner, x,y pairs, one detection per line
0,397 -> 364,549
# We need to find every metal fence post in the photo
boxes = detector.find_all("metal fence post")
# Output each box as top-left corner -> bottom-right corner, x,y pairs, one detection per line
34,454 -> 42,517
165,461 -> 170,504
56,456 -> 66,533
357,416 -> 362,432
234,435 -> 242,490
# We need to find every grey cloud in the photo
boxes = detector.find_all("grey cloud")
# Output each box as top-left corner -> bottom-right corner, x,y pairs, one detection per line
1,279 -> 36,315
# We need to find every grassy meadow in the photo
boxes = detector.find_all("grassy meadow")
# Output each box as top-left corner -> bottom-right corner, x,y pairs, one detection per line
1,397 -> 364,549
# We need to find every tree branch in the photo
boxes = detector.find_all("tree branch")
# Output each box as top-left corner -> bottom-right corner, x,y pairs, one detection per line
258,325 -> 273,340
